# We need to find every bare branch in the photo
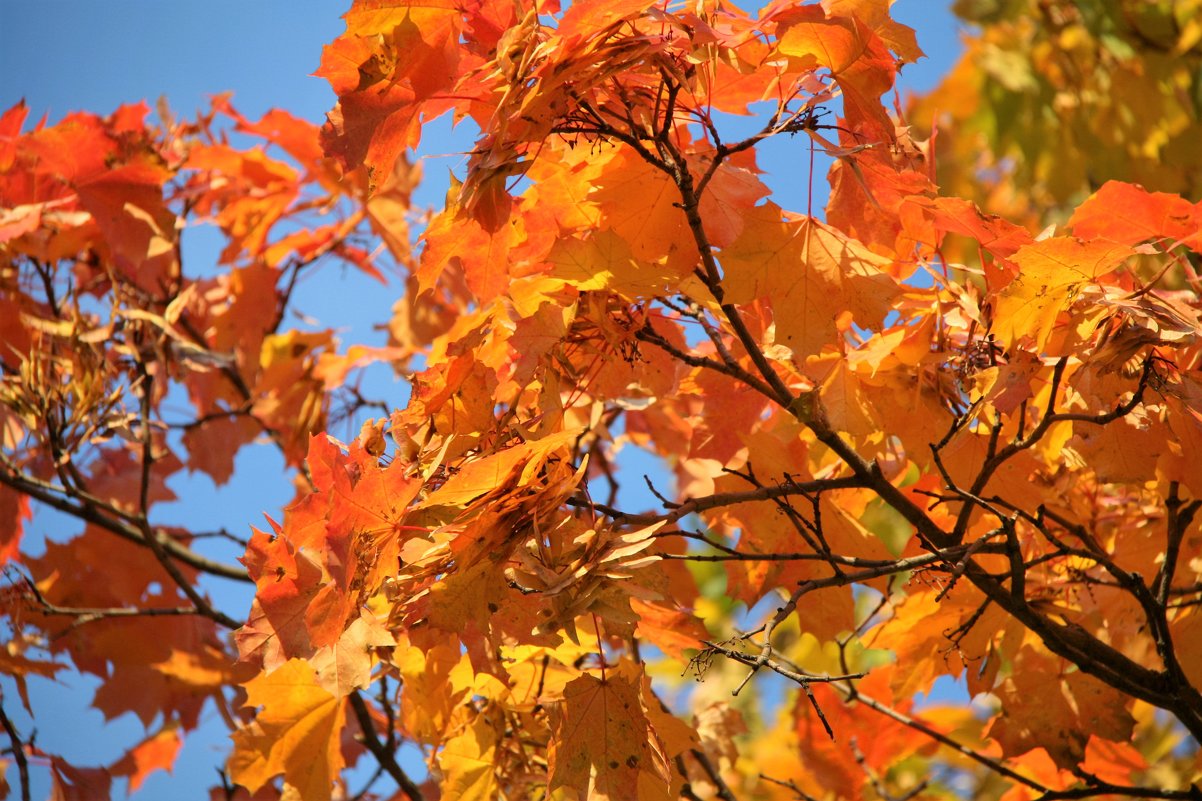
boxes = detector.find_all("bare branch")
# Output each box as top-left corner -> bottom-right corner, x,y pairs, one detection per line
348,690 -> 424,801
0,458 -> 249,582
133,366 -> 241,630
0,692 -> 31,801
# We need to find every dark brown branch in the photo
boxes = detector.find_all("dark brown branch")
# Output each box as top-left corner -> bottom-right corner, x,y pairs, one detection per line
774,368 -> 1202,739
656,297 -> 747,381
1032,502 -> 1202,723
724,466 -> 835,571
0,460 -> 249,582
635,321 -> 777,401
134,367 -> 241,630
0,692 -> 31,801
17,575 -> 200,626
558,41 -> 1202,759
606,77 -> 1202,736
702,639 -> 863,736
570,475 -> 866,526
1157,482 -> 1201,607
761,773 -> 822,801
349,690 -> 424,801
165,404 -> 255,431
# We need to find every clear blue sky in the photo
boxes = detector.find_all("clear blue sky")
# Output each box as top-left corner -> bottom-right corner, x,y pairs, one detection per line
0,1 -> 964,797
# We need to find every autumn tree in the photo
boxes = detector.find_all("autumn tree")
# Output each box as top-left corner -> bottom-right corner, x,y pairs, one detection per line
3,1 -> 1202,800
912,0 -> 1202,224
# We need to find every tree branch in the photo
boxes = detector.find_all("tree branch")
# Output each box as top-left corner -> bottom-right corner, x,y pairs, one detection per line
0,460 -> 249,582
348,690 -> 423,801
133,366 -> 241,630
0,691 -> 31,801
571,475 -> 866,526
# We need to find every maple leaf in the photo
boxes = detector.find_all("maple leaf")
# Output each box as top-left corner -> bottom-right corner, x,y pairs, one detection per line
74,157 -> 178,286
110,723 -> 183,794
992,236 -> 1135,350
419,428 -> 582,509
721,203 -> 901,356
418,204 -> 525,302
0,642 -> 64,713
774,4 -> 899,140
905,195 -> 1034,259
986,648 -> 1136,770
630,598 -> 710,662
556,0 -> 656,44
397,641 -> 470,743
181,415 -> 259,486
1070,411 -> 1167,484
786,668 -> 946,799
438,716 -> 500,801
880,587 -> 1013,700
1171,608 -> 1202,694
1079,738 -> 1148,787
548,660 -> 672,800
214,100 -> 326,174
1068,181 -> 1202,247
185,143 -> 301,263
318,0 -> 462,190
229,659 -> 347,801
49,758 -> 112,801
695,701 -> 747,770
309,611 -> 396,696
236,526 -> 338,670
589,147 -> 701,277
547,229 -> 679,297
0,483 -> 30,565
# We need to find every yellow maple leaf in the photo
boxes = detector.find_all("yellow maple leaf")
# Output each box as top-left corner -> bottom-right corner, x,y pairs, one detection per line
992,237 -> 1133,350
548,659 -> 673,800
228,659 -> 346,801
309,611 -> 397,697
589,147 -> 700,276
438,716 -> 500,801
547,229 -> 673,295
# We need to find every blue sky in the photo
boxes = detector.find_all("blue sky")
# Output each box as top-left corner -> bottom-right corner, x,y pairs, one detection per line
1,1 -> 965,797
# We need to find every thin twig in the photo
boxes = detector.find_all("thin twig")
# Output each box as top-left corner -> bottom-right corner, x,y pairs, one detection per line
17,572 -> 201,625
133,366 -> 241,629
0,692 -> 31,801
569,475 -> 865,526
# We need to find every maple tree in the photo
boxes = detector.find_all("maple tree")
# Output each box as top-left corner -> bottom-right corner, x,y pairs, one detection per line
3,1 -> 1202,800
912,0 -> 1202,225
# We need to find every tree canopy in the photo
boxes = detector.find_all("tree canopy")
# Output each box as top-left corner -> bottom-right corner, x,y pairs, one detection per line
2,1 -> 1202,800
914,0 -> 1202,224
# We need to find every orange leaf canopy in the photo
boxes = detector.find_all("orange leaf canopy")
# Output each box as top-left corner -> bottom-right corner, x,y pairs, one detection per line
4,0 -> 1202,799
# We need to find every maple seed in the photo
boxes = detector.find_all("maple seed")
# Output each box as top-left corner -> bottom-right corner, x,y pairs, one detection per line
358,418 -> 387,458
